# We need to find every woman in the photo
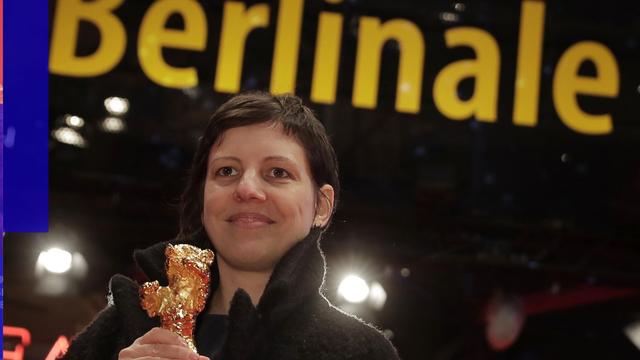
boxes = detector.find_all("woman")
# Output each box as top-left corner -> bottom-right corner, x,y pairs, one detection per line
62,92 -> 400,360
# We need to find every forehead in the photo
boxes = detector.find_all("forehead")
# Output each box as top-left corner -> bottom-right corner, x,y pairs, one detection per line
207,122 -> 308,164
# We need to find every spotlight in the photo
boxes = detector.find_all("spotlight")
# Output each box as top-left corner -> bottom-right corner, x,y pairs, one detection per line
368,282 -> 387,310
104,96 -> 129,115
182,87 -> 200,100
52,127 -> 87,148
625,321 -> 640,350
100,117 -> 126,133
485,293 -> 525,351
338,275 -> 370,303
37,248 -> 73,274
439,11 -> 459,23
63,114 -> 85,128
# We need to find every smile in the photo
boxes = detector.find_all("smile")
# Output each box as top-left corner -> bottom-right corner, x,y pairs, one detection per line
226,212 -> 275,228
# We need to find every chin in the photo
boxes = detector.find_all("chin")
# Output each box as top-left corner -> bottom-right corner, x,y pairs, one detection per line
215,242 -> 279,270
225,254 -> 279,272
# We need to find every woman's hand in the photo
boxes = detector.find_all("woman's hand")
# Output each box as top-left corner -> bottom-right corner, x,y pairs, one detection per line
118,327 -> 209,360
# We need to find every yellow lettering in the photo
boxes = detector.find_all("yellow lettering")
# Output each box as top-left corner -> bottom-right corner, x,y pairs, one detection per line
353,17 -> 425,114
513,0 -> 545,127
553,41 -> 619,135
138,0 -> 207,88
433,27 -> 500,122
214,2 -> 270,93
311,11 -> 343,104
49,0 -> 126,76
271,0 -> 305,94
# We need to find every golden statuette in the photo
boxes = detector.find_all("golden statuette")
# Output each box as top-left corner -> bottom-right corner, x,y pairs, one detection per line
140,244 -> 215,353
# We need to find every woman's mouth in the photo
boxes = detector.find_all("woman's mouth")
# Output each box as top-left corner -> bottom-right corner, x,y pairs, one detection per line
227,212 -> 275,228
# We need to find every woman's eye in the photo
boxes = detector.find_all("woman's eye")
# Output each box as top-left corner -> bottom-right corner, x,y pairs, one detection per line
216,167 -> 238,177
269,168 -> 290,179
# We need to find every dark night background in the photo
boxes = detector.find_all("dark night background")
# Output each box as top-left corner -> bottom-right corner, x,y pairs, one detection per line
5,0 -> 640,359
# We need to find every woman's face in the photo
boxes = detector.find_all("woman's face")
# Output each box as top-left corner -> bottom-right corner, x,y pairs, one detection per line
202,122 -> 334,272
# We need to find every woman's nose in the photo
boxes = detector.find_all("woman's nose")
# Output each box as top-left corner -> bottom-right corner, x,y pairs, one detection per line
233,170 -> 266,202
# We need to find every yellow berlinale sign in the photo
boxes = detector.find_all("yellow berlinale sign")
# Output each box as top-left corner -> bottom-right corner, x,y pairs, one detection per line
49,0 -> 620,136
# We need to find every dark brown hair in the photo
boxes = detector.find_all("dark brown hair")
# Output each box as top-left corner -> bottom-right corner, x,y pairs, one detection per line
177,91 -> 340,241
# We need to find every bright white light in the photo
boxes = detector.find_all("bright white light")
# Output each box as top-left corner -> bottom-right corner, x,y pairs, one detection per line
368,282 -> 387,310
454,2 -> 466,11
38,248 -> 73,274
338,275 -> 370,303
439,12 -> 459,23
399,82 -> 412,93
52,127 -> 87,148
182,87 -> 200,100
64,115 -> 85,128
100,117 -> 126,133
104,96 -> 129,115
625,321 -> 640,350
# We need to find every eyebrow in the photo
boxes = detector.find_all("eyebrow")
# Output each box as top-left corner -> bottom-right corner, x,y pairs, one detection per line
210,156 -> 241,163
209,155 -> 297,164
264,155 -> 296,164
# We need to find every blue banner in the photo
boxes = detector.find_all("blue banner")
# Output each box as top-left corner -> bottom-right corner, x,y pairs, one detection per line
3,1 -> 48,232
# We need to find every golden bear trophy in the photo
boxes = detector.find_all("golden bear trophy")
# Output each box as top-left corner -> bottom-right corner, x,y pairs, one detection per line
140,244 -> 215,353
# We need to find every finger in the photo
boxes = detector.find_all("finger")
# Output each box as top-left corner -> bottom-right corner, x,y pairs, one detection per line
136,327 -> 189,347
119,344 -> 201,360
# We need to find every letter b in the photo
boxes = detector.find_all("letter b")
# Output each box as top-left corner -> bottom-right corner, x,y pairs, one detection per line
50,0 -> 126,76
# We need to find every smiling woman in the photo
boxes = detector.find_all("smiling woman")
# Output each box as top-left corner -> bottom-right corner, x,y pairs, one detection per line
60,92 -> 400,360
201,121 -> 337,319
203,123 -> 334,277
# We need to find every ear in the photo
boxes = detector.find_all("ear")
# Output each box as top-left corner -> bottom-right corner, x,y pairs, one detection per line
314,184 -> 335,228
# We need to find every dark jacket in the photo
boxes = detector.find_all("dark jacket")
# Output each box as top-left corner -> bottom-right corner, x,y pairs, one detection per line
61,228 -> 401,360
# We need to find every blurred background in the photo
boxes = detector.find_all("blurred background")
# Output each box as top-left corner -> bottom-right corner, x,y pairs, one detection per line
4,0 -> 640,359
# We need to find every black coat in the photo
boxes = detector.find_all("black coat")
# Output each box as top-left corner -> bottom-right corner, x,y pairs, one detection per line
61,228 -> 401,360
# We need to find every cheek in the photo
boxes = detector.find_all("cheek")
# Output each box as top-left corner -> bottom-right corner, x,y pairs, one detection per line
203,182 -> 224,218
290,188 -> 317,226
203,182 -> 212,216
